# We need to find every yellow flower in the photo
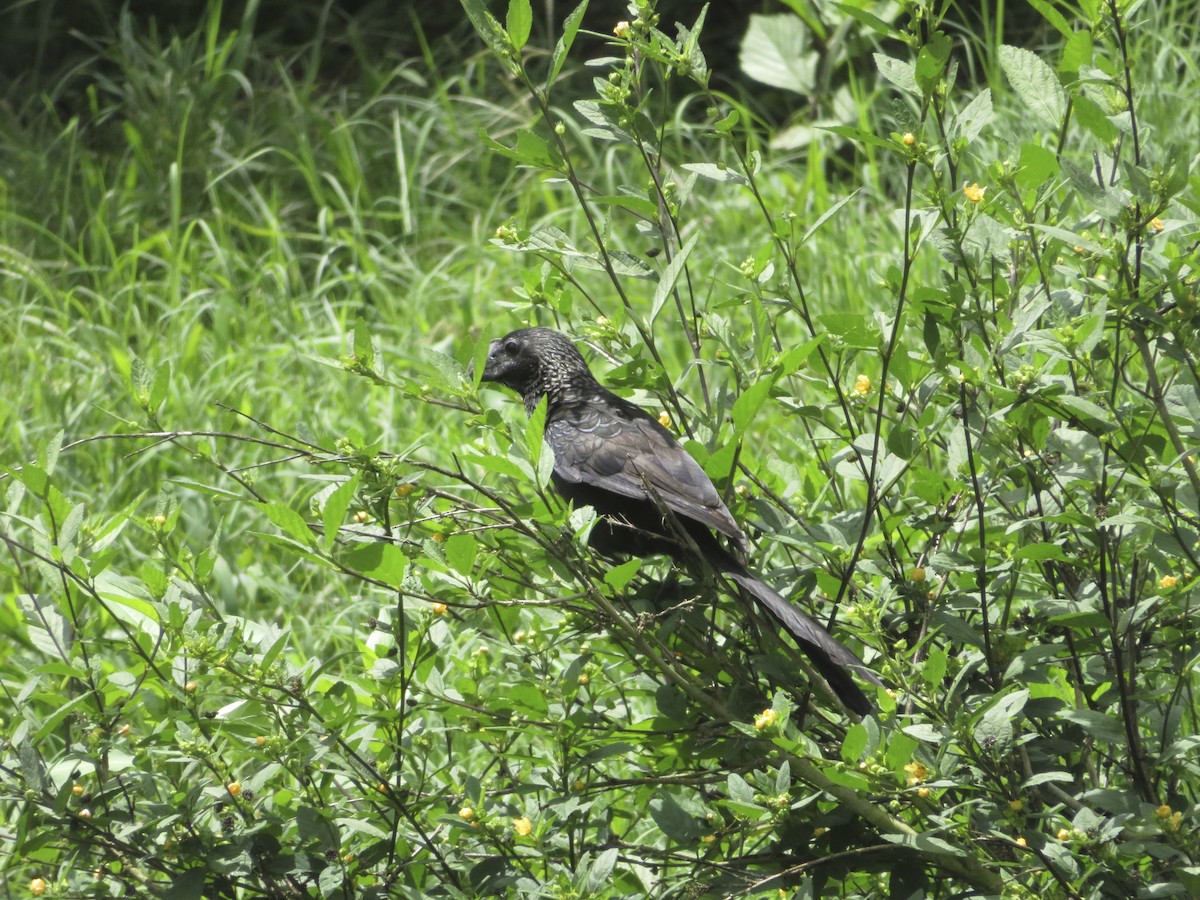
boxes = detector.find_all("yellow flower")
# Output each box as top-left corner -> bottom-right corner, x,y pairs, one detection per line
396,483 -> 415,498
854,374 -> 872,395
1057,828 -> 1071,841
1157,804 -> 1173,819
754,708 -> 777,730
917,786 -> 931,799
658,411 -> 672,429
904,761 -> 928,785
1014,836 -> 1027,847
227,782 -> 242,797
513,816 -> 533,836
1151,217 -> 1165,232
909,566 -> 926,583
963,183 -> 986,204
902,132 -> 915,146
459,806 -> 475,822
1159,575 -> 1178,589
78,808 -> 93,819
613,21 -> 631,38
30,879 -> 47,896
1169,811 -> 1183,831
1008,799 -> 1023,812
577,673 -> 590,685
354,510 -> 370,524
432,602 -> 449,616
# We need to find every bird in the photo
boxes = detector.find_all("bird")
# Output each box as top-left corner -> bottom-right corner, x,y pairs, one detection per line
474,326 -> 882,714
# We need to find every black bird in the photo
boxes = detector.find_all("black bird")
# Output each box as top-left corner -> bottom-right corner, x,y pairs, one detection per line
476,326 -> 882,714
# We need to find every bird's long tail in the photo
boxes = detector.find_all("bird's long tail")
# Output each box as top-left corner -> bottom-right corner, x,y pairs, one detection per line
714,556 -> 883,716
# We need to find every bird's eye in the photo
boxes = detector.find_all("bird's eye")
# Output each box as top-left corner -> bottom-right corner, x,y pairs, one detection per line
504,339 -> 521,355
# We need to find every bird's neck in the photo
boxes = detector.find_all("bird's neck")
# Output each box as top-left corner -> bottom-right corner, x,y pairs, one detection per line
524,371 -> 601,417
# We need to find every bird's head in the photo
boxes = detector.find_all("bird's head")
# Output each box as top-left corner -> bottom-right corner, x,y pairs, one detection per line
476,327 -> 595,413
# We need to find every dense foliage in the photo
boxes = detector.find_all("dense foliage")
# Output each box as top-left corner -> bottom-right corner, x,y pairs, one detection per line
2,0 -> 1199,896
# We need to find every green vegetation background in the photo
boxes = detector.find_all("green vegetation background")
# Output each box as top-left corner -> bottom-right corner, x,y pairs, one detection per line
2,0 -> 1199,897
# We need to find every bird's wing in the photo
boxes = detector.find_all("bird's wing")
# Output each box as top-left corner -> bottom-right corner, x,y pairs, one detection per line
545,394 -> 746,548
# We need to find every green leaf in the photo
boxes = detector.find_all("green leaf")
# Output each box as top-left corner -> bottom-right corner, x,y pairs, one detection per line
873,53 -> 918,95
444,533 -> 478,577
914,31 -> 951,98
458,0 -> 510,57
549,0 -> 588,83
515,128 -> 558,168
1060,29 -> 1093,74
799,191 -> 858,246
604,558 -> 641,590
342,541 -> 408,587
353,317 -> 374,370
818,312 -> 878,348
462,452 -> 528,481
150,360 -> 171,412
713,108 -> 740,132
1058,708 -> 1125,743
728,772 -> 755,803
885,733 -> 919,779
732,378 -> 775,433
954,89 -> 993,146
1072,94 -> 1117,143
923,647 -> 948,687
841,722 -> 868,762
1012,542 -> 1069,561
649,792 -> 700,841
1016,142 -> 1059,191
1026,0 -> 1073,37
999,45 -> 1067,129
777,336 -> 826,375
1051,393 -> 1114,433
650,232 -> 699,325
585,848 -> 619,893
505,0 -> 532,50
832,2 -> 902,39
739,14 -> 815,94
881,831 -> 966,857
679,163 -> 748,186
261,502 -> 317,548
976,689 -> 1029,753
322,474 -> 361,552
589,194 -> 659,217
131,356 -> 152,405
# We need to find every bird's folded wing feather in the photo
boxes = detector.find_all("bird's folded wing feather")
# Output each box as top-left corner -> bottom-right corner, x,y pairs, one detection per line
545,399 -> 745,546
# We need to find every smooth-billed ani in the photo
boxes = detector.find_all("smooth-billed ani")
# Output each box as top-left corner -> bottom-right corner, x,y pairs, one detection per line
476,326 -> 882,714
